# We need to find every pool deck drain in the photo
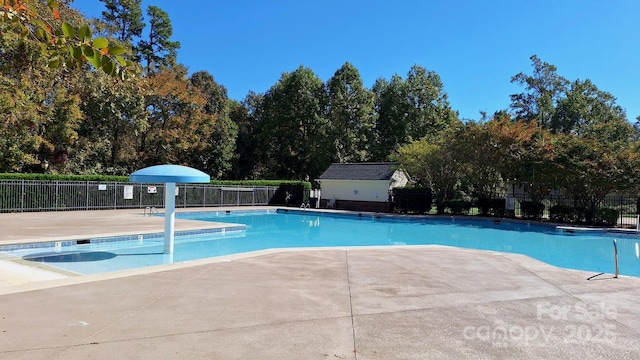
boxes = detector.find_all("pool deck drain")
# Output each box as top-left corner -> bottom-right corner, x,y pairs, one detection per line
1,208 -> 639,359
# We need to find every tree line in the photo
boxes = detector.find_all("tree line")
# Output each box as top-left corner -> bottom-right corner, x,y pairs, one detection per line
394,55 -> 639,214
2,1 -> 639,210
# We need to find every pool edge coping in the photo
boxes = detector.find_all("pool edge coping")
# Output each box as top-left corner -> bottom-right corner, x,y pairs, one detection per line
1,244 -> 628,296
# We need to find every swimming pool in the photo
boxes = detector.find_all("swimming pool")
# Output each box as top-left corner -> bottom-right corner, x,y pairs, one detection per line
3,209 -> 640,277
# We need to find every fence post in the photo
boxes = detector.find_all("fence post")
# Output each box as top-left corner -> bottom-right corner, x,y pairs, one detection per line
55,180 -> 59,210
85,182 -> 89,210
20,180 -> 25,212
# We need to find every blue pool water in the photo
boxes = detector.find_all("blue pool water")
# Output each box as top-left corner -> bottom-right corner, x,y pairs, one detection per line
3,210 -> 640,277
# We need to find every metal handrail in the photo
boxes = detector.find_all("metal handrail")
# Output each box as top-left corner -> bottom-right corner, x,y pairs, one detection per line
613,239 -> 619,278
144,206 -> 160,217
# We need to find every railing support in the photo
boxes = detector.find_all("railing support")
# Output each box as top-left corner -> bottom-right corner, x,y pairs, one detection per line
613,239 -> 619,278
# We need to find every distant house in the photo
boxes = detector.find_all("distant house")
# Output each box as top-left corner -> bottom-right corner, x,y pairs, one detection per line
316,162 -> 409,212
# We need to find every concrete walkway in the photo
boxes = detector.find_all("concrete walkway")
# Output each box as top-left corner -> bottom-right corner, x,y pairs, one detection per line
1,209 -> 639,359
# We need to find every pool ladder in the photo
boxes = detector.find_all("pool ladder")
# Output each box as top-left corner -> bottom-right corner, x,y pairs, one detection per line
144,206 -> 160,217
613,239 -> 619,278
300,203 -> 310,211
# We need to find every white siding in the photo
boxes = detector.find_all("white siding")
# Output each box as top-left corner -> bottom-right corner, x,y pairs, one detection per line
319,180 -> 391,202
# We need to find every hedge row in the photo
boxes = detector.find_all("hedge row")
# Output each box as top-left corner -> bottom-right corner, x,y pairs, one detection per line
0,173 -> 310,189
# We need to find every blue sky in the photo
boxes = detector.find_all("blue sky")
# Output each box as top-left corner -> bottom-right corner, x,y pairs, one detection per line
75,0 -> 640,122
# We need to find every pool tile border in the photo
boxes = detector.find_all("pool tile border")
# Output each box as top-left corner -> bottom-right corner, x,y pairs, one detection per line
0,226 -> 245,252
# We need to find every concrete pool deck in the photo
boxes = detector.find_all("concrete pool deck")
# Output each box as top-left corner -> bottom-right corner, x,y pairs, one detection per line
1,208 -> 640,359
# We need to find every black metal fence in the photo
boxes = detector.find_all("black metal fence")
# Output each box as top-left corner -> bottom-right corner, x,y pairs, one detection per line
0,180 -> 280,212
393,191 -> 640,228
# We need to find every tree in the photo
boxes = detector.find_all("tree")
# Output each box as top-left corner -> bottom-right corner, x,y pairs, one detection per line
98,0 -> 144,44
372,65 -> 457,161
553,79 -> 632,143
1,0 -> 134,78
74,70 -> 147,174
137,5 -> 180,73
0,12 -> 85,173
371,75 -> 409,160
0,82 -> 41,172
392,134 -> 464,214
255,66 -> 330,179
510,55 -> 568,127
229,92 -> 262,179
326,62 -> 375,162
404,65 -> 457,140
139,68 -> 216,168
449,121 -> 502,205
37,86 -> 83,173
485,116 -> 558,202
190,71 -> 228,115
189,71 -> 237,178
554,134 -> 636,221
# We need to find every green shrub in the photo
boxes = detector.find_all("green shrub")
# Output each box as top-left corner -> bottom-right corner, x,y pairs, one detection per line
269,183 -> 308,206
0,173 -> 128,182
476,198 -> 491,216
489,198 -> 506,217
0,174 -> 311,189
444,200 -> 472,215
549,205 -> 577,223
520,201 -> 545,220
210,179 -> 311,189
392,187 -> 432,214
596,208 -> 619,227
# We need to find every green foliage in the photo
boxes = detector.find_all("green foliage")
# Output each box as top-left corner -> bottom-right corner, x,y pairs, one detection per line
484,117 -> 558,202
475,198 -> 507,217
99,0 -> 145,43
443,200 -> 473,215
0,81 -> 40,172
254,66 -> 331,180
392,132 -> 464,214
549,205 -> 619,226
510,55 -> 568,127
0,0 -> 135,78
450,121 -> 501,200
326,62 -> 375,162
137,5 -> 180,73
0,173 -> 311,189
549,205 -> 580,223
554,134 -> 636,210
520,201 -> 545,220
0,172 -> 128,181
189,71 -> 238,178
371,66 -> 458,161
392,187 -> 432,214
228,97 -> 259,179
553,79 -> 632,142
268,183 -> 309,206
209,180 -> 311,189
595,208 -> 619,226
74,69 -> 147,174
488,198 -> 506,217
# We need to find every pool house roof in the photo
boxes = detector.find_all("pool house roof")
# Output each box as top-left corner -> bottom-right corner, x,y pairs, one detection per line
317,162 -> 401,181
